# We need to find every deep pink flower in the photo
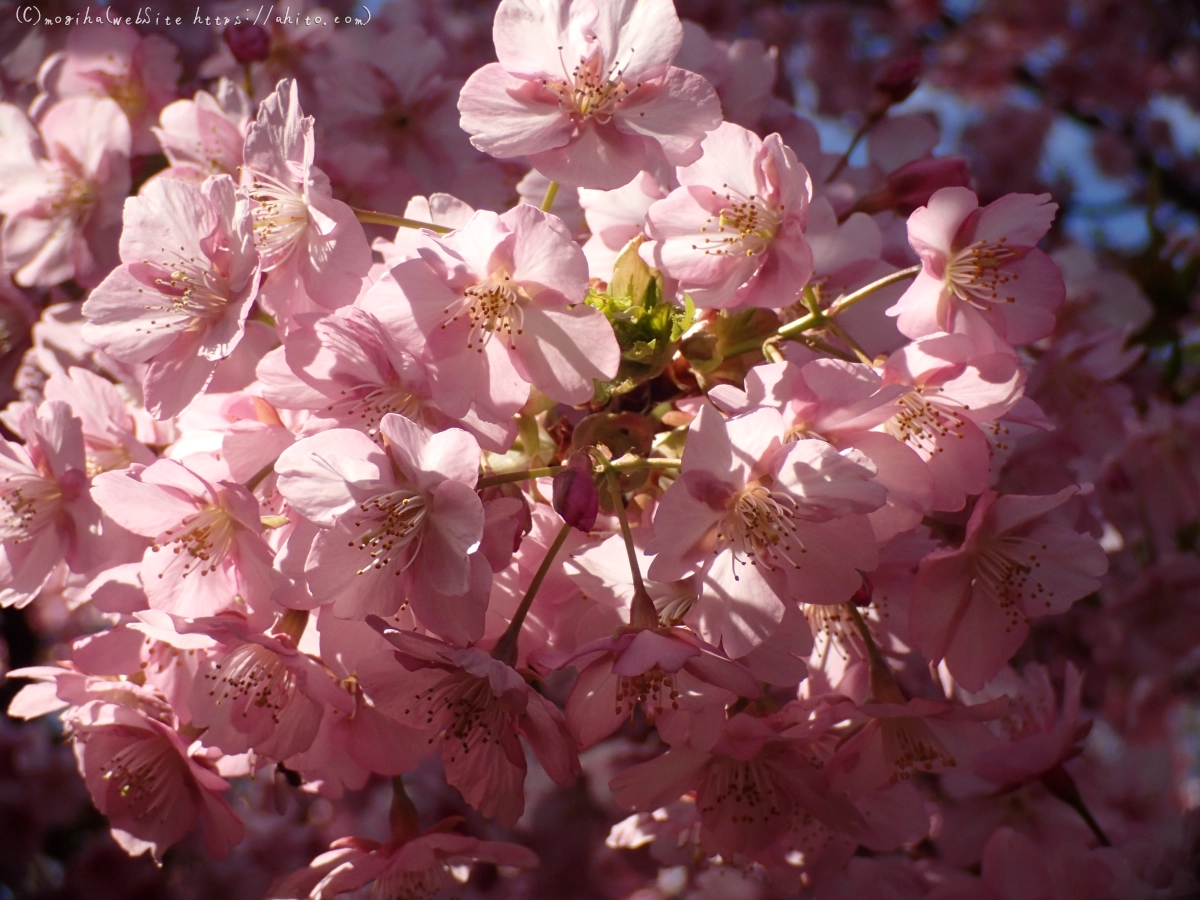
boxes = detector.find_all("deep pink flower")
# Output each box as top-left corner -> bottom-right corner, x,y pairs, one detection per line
68,697 -> 243,862
563,625 -> 761,749
826,695 -> 1008,793
80,174 -> 261,419
91,458 -> 281,618
378,203 -> 620,408
360,622 -> 580,827
610,712 -> 865,855
647,404 -> 885,657
458,0 -> 722,189
911,486 -> 1108,691
271,831 -> 538,900
0,98 -> 130,287
275,415 -> 490,642
888,187 -> 1065,348
641,122 -> 814,309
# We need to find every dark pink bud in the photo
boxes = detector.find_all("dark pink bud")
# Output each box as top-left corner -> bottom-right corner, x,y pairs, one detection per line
885,156 -> 972,215
874,56 -> 923,107
223,23 -> 271,64
553,453 -> 598,532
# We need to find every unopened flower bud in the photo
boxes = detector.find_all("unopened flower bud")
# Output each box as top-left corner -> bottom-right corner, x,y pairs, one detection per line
224,23 -> 271,64
553,452 -> 599,532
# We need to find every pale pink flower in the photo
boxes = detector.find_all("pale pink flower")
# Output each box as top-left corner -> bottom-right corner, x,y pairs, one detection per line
35,23 -> 180,155
641,122 -> 814,309
275,415 -> 490,641
42,366 -> 156,475
180,613 -> 353,761
80,174 -> 261,420
610,712 -> 865,855
911,486 -> 1108,692
242,79 -> 372,317
647,404 -> 885,658
887,187 -> 1065,348
152,78 -> 252,182
271,831 -> 538,900
67,697 -> 243,862
708,359 -> 931,540
359,622 -> 580,827
378,203 -> 620,408
0,98 -> 130,287
91,457 -> 280,618
578,165 -> 671,278
0,400 -> 104,607
458,0 -> 722,189
255,305 -> 515,452
674,22 -> 780,131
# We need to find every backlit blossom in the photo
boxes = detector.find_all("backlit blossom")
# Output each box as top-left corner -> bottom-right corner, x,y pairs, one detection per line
458,0 -> 722,189
888,187 -> 1065,348
275,415 -> 489,642
0,98 -> 130,287
360,622 -> 580,827
80,174 -> 260,419
377,203 -> 620,408
648,405 -> 885,658
910,486 -> 1107,691
641,122 -> 814,309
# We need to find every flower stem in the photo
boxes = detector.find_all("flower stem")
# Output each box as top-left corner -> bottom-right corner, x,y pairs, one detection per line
389,776 -> 420,844
601,463 -> 657,629
540,180 -> 560,213
722,265 -> 921,359
827,264 -> 920,316
846,601 -> 905,703
476,457 -> 681,490
245,461 -> 277,493
351,207 -> 453,234
1040,763 -> 1113,847
492,521 -> 572,667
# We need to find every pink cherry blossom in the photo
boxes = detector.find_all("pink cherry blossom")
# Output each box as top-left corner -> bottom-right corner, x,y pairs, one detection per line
242,79 -> 372,318
647,404 -> 885,658
275,414 -> 489,641
35,23 -> 181,155
458,0 -> 722,189
255,305 -> 515,452
910,486 -> 1108,691
888,187 -> 1065,348
562,624 -> 761,749
0,400 -> 104,607
152,78 -> 252,183
91,457 -> 281,618
641,122 -> 814,309
271,831 -> 538,900
67,697 -> 243,862
180,613 -> 353,761
610,711 -> 865,856
0,97 -> 130,288
80,174 -> 260,419
377,203 -> 620,408
826,694 -> 1008,793
359,622 -> 580,827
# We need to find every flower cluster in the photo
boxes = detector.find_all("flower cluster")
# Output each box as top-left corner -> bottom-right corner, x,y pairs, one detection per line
1,1 -> 1198,898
